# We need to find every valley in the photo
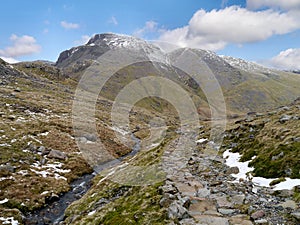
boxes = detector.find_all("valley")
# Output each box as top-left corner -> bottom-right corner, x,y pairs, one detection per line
0,34 -> 299,225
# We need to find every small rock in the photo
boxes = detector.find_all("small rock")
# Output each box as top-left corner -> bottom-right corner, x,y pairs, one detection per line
293,137 -> 300,142
258,198 -> 268,203
83,133 -> 97,142
226,166 -> 239,175
281,106 -> 290,111
76,137 -> 87,143
231,143 -> 238,148
7,115 -> 16,120
229,214 -> 253,225
40,158 -> 47,165
0,164 -> 15,173
41,147 -> 51,156
178,196 -> 190,208
284,168 -> 292,176
279,200 -> 297,210
160,192 -> 176,207
250,210 -> 265,220
203,210 -> 222,216
276,189 -> 294,198
291,212 -> 300,220
179,218 -> 197,225
232,194 -> 245,205
28,143 -> 37,152
196,188 -> 210,198
218,208 -> 236,215
279,114 -> 292,123
168,201 -> 189,220
194,215 -> 229,225
161,182 -> 178,194
294,185 -> 300,192
271,151 -> 284,161
216,196 -> 233,208
43,216 -> 52,224
47,149 -> 67,160
46,193 -> 59,203
38,146 -> 46,152
254,219 -> 268,224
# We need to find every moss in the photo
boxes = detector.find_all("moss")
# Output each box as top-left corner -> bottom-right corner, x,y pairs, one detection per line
269,177 -> 286,186
294,187 -> 300,203
94,183 -> 167,225
223,108 -> 300,179
234,204 -> 250,214
250,143 -> 300,178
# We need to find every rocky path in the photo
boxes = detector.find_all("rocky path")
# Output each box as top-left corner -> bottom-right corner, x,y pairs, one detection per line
160,135 -> 300,225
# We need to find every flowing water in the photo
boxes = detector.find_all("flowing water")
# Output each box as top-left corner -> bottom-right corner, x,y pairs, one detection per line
24,135 -> 140,224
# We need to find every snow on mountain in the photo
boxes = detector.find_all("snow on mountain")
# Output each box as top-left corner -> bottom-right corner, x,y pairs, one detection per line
56,33 -> 167,68
220,55 -> 278,75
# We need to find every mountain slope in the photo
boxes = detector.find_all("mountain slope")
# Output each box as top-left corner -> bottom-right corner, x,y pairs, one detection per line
55,33 -> 300,114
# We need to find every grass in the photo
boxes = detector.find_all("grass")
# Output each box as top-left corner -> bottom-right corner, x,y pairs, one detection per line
63,129 -> 177,224
269,177 -> 287,186
222,102 -> 300,179
64,178 -> 168,225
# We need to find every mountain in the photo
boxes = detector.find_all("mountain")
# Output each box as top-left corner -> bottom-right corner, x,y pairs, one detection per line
55,33 -> 300,114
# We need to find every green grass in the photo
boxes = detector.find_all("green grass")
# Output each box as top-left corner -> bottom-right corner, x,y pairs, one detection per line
222,103 -> 300,179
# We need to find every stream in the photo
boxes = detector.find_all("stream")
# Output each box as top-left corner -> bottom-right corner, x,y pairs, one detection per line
24,134 -> 140,225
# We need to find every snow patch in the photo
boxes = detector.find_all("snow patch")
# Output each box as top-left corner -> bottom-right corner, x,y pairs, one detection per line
0,176 -> 15,181
223,149 -> 300,190
38,131 -> 49,136
196,138 -> 208,144
88,210 -> 96,216
0,216 -> 19,225
17,170 -> 28,176
0,198 -> 8,204
151,143 -> 160,148
30,169 -> 49,178
28,135 -> 42,144
0,143 -> 11,147
273,178 -> 300,191
30,162 -> 70,180
111,126 -> 128,136
223,149 -> 254,180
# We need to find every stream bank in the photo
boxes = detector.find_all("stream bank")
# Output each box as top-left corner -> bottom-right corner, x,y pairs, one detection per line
24,134 -> 140,225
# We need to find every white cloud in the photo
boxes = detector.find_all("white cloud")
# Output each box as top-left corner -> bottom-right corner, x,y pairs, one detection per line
247,0 -> 300,10
74,35 -> 91,45
0,34 -> 41,58
108,16 -> 118,25
0,56 -> 19,64
269,48 -> 300,70
133,21 -> 162,38
159,6 -> 300,51
60,21 -> 80,29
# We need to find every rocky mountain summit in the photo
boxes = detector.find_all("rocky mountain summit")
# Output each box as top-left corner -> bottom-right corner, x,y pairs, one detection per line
0,34 -> 299,224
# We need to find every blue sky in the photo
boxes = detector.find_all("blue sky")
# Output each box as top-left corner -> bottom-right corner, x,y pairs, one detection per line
0,0 -> 300,70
